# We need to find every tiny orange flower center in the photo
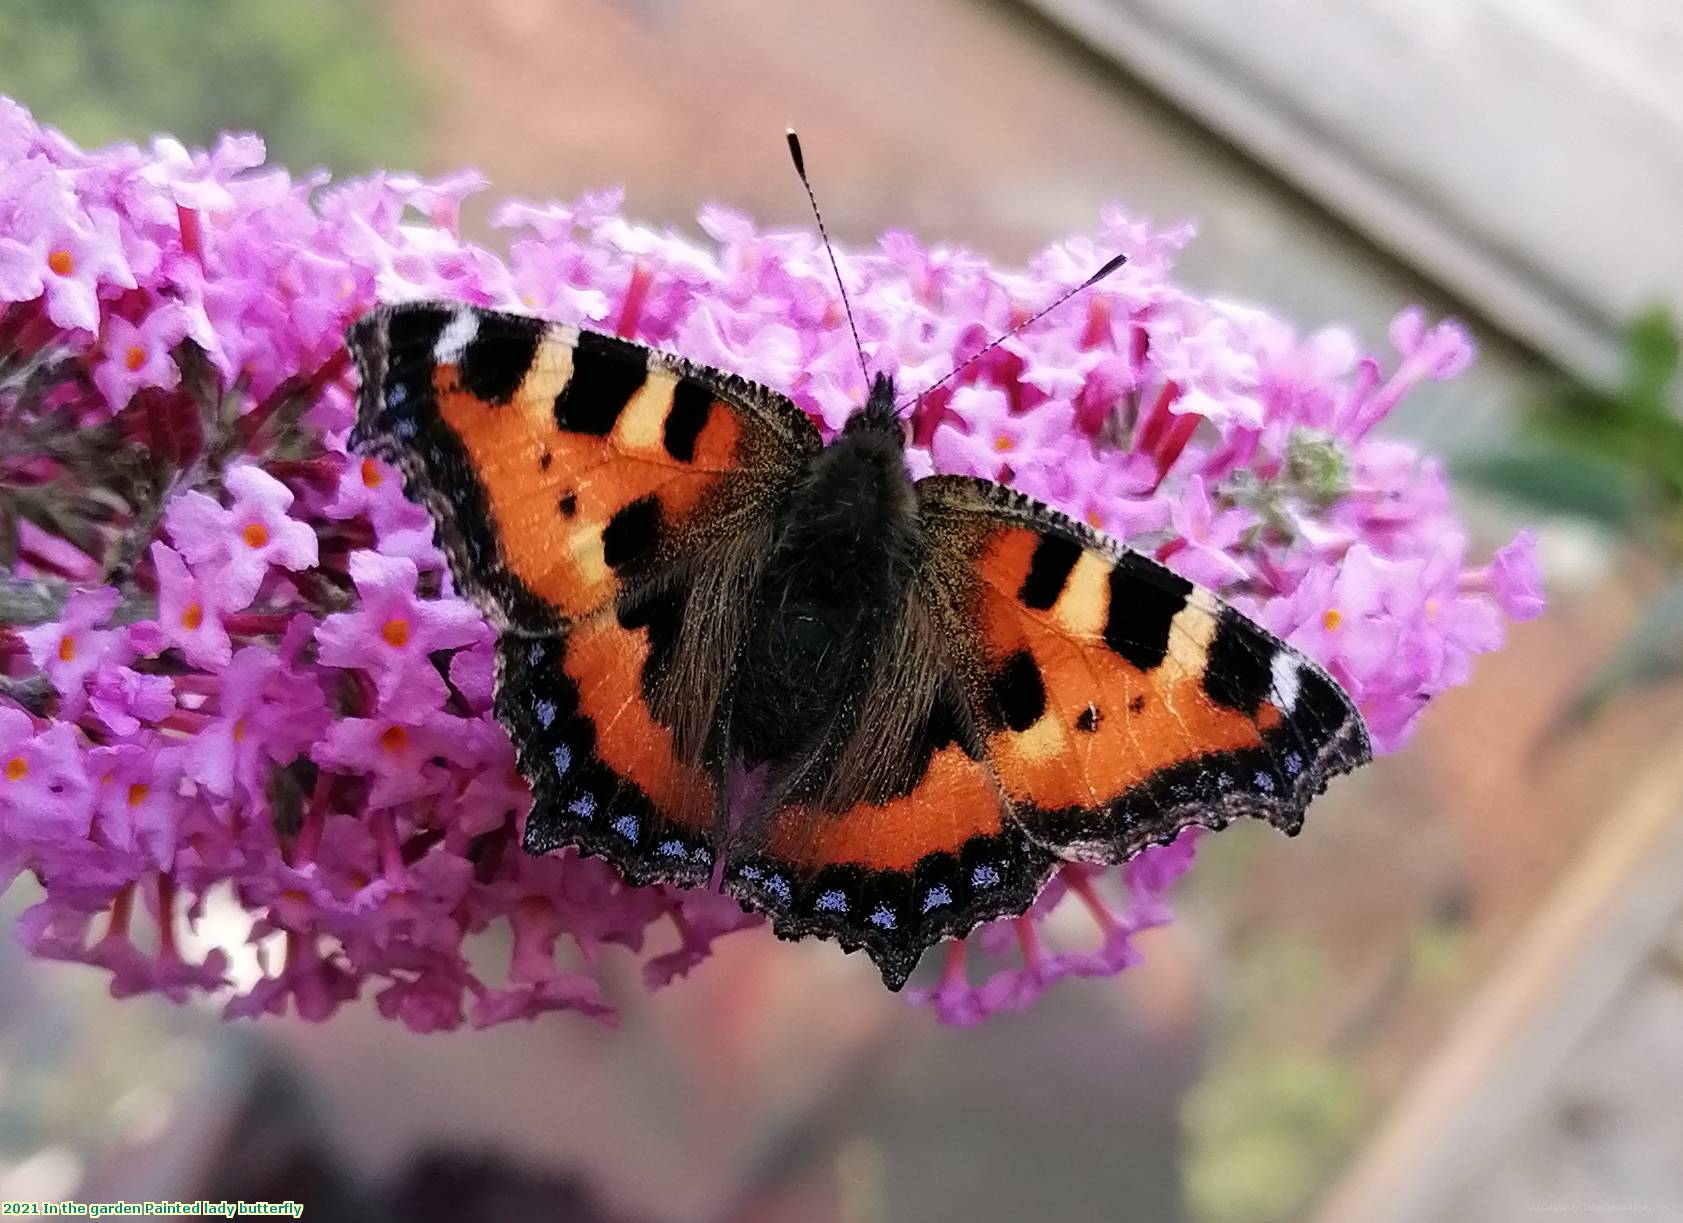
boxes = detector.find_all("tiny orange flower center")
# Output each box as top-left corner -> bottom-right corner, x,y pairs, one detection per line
279,888 -> 311,905
1085,509 -> 1104,528
47,249 -> 74,276
241,522 -> 270,549
124,344 -> 147,371
127,783 -> 150,807
379,725 -> 409,753
517,895 -> 554,923
1322,608 -> 1344,632
232,719 -> 247,743
4,757 -> 27,782
381,618 -> 411,648
360,457 -> 383,488
993,434 -> 1016,453
181,602 -> 204,631
58,634 -> 77,663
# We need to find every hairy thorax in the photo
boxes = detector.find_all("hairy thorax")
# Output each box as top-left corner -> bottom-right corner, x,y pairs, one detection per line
730,425 -> 921,767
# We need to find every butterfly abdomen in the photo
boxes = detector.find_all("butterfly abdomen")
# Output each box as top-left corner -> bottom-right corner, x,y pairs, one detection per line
729,426 -> 921,768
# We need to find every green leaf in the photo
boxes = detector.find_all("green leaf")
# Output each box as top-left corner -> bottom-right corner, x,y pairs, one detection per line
1454,451 -> 1640,528
1624,307 -> 1682,411
1530,397 -> 1683,496
1517,309 -> 1683,503
0,0 -> 422,175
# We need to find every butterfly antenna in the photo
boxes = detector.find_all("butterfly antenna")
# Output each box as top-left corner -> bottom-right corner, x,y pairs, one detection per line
897,250 -> 1129,410
787,128 -> 871,389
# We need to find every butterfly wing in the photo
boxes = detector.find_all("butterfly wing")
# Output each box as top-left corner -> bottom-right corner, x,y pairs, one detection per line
348,303 -> 821,885
723,595 -> 1057,990
917,474 -> 1371,855
727,472 -> 1369,988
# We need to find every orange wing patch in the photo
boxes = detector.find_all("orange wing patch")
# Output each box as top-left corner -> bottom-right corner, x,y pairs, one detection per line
434,337 -> 743,620
762,746 -> 1004,874
730,738 -> 1055,991
560,610 -> 712,836
970,525 -> 1281,815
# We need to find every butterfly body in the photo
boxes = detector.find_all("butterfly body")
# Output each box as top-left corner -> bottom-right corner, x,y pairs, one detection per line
725,376 -> 919,781
348,302 -> 1371,990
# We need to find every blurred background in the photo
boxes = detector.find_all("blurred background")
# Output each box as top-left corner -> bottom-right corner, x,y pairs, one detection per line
4,1 -> 1683,1219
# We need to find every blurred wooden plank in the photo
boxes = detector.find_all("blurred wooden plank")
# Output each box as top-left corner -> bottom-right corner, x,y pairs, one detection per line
1017,0 -> 1683,380
1310,723 -> 1683,1223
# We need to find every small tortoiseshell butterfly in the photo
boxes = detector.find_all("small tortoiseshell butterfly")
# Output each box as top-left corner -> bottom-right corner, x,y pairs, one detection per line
346,140 -> 1371,990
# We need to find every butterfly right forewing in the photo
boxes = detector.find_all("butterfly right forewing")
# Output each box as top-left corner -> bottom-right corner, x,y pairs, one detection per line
915,474 -> 1371,862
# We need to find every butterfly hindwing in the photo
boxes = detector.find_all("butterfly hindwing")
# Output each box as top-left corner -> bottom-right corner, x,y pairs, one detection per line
348,303 -> 821,882
723,650 -> 1057,990
496,628 -> 716,886
917,475 -> 1372,860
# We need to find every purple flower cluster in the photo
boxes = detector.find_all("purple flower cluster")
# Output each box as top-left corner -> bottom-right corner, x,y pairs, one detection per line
0,98 -> 1542,1028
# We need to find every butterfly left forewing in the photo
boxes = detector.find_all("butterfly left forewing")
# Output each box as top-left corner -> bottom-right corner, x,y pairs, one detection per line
347,303 -> 822,887
916,474 -> 1371,863
348,303 -> 819,635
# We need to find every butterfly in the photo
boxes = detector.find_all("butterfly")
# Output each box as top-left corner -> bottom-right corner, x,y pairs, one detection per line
346,132 -> 1366,992
344,291 -> 1371,990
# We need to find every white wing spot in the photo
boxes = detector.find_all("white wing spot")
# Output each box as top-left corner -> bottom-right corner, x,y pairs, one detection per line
534,699 -> 556,728
1270,652 -> 1302,713
433,310 -> 480,364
